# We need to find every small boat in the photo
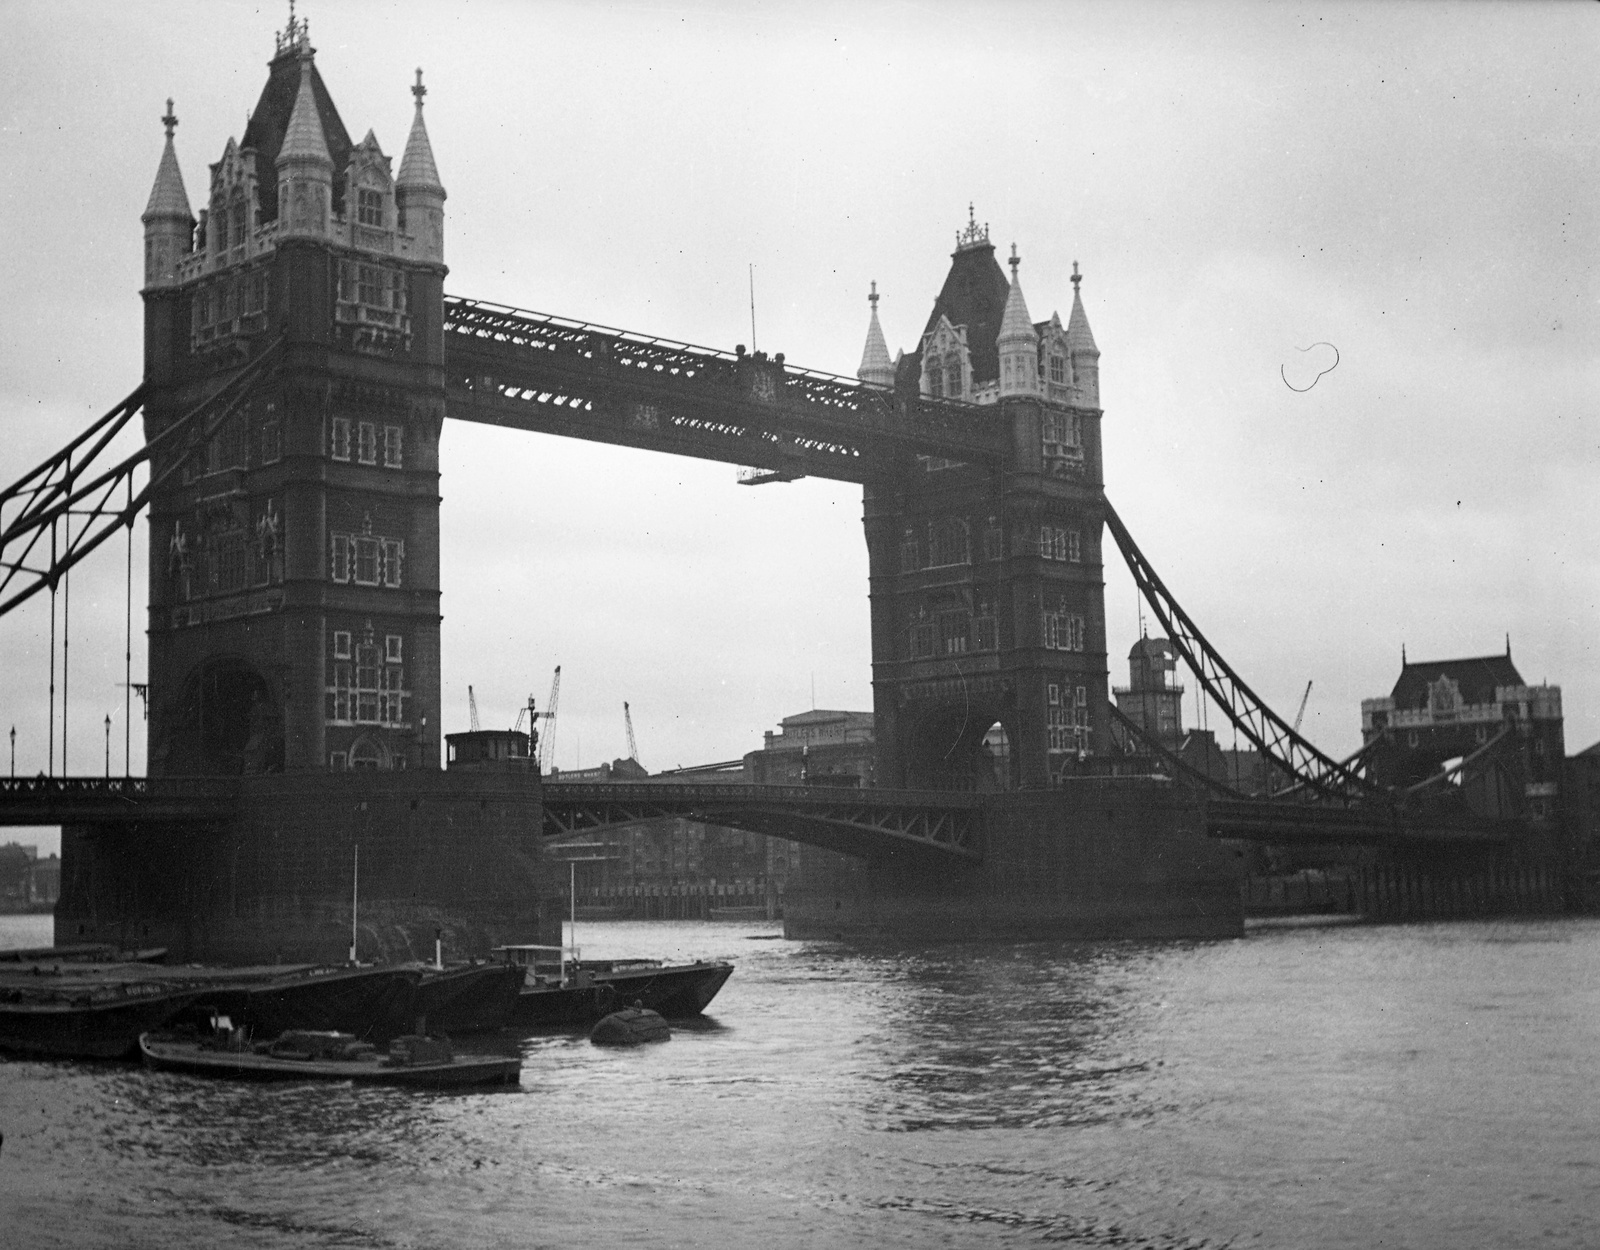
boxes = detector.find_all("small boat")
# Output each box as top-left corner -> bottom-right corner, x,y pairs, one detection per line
139,1025 -> 521,1089
590,1006 -> 670,1047
494,947 -> 733,1029
0,983 -> 198,1060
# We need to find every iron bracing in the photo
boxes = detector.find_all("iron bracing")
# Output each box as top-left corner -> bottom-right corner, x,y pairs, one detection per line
1106,703 -> 1247,800
541,781 -> 984,861
1206,796 -> 1511,848
0,342 -> 282,620
440,296 -> 1006,482
1103,499 -> 1382,804
0,775 -> 240,826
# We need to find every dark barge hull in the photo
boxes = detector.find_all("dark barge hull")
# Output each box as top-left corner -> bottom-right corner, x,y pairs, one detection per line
414,964 -> 526,1034
513,961 -> 732,1029
192,967 -> 423,1043
0,990 -> 198,1060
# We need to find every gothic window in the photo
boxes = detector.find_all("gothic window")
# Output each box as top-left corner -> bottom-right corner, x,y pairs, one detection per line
1041,600 -> 1086,651
230,199 -> 246,250
355,643 -> 381,723
216,532 -> 247,594
358,187 -> 384,227
1068,530 -> 1082,563
929,517 -> 970,568
1042,411 -> 1082,458
333,630 -> 352,660
331,417 -> 351,462
353,537 -> 380,585
383,425 -> 403,468
330,534 -> 350,583
357,422 -> 378,465
261,418 -> 281,465
1049,355 -> 1066,385
385,634 -> 403,663
900,526 -> 921,573
946,357 -> 963,398
381,539 -> 404,588
983,518 -> 1004,562
1040,526 -> 1072,561
909,610 -> 936,660
350,739 -> 383,769
328,663 -> 352,721
973,607 -> 997,652
329,751 -> 348,770
380,665 -> 407,725
1047,684 -> 1071,753
938,611 -> 970,656
927,365 -> 943,398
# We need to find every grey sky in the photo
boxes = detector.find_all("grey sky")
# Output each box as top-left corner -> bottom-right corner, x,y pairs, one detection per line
1,1 -> 1594,855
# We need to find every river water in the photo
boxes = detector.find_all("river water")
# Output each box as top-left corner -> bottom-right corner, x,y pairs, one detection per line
2,911 -> 1597,1247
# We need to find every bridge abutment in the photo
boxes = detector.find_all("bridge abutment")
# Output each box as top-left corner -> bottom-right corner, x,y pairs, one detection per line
56,771 -> 558,964
783,778 -> 1242,942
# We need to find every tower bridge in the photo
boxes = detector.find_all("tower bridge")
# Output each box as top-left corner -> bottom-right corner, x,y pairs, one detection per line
0,18 -> 1564,959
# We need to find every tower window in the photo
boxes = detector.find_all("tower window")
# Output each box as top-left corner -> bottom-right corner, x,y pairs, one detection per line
900,526 -> 921,573
334,630 -> 352,660
983,518 -> 1004,562
1068,530 -> 1081,563
230,200 -> 246,250
929,517 -> 970,568
381,539 -> 404,588
945,358 -> 962,397
1049,355 -> 1066,385
974,604 -> 997,651
355,644 -> 381,723
331,417 -> 351,462
383,425 -> 404,468
261,419 -> 281,466
357,422 -> 378,465
330,535 -> 350,583
358,188 -> 384,228
909,612 -> 936,660
353,537 -> 380,585
927,366 -> 943,398
385,634 -> 403,663
938,611 -> 970,656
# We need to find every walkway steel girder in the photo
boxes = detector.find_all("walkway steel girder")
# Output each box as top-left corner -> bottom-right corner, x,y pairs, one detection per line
0,776 -> 240,825
1205,796 -> 1512,848
1102,498 -> 1383,804
541,782 -> 984,861
439,296 -> 1007,483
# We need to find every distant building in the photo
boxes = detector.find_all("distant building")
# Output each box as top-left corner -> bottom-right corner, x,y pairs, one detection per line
1361,645 -> 1564,822
749,710 -> 876,787
1114,637 -> 1183,745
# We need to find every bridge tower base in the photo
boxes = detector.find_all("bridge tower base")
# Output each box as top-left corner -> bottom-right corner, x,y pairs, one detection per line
56,772 -> 559,965
782,778 -> 1242,943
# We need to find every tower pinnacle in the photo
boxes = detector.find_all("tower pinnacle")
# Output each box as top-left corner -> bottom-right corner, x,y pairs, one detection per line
857,281 -> 895,388
162,98 -> 177,138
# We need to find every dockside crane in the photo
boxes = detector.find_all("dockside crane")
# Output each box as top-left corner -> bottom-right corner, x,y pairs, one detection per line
624,701 -> 640,765
1292,681 -> 1313,735
468,685 -> 481,732
538,666 -> 561,773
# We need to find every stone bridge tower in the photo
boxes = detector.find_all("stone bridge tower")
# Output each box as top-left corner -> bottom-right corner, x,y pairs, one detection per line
140,17 -> 446,775
860,213 -> 1107,790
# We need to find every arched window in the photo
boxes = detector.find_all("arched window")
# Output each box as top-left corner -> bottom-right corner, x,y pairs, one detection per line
927,365 -> 943,397
349,737 -> 385,770
945,357 -> 963,397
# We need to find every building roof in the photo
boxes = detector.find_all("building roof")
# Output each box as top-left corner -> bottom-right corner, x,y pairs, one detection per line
1390,653 -> 1524,710
779,709 -> 873,728
396,72 -> 444,194
142,119 -> 192,222
241,44 -> 353,220
920,240 -> 1010,387
1128,635 -> 1176,661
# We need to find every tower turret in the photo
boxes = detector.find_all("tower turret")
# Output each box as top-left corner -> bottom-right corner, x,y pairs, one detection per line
857,282 -> 896,388
142,100 -> 193,290
396,69 -> 446,265
275,43 -> 333,240
997,244 -> 1039,397
1066,262 -> 1099,408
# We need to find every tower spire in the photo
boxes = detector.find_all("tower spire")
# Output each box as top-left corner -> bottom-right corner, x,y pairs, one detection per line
997,243 -> 1038,397
396,67 -> 446,263
857,281 -> 895,388
142,98 -> 193,289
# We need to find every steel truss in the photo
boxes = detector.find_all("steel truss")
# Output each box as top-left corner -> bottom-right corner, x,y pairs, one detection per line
440,296 -> 1007,482
1103,499 -> 1382,804
541,781 -> 983,861
1106,703 -> 1246,799
0,343 -> 282,620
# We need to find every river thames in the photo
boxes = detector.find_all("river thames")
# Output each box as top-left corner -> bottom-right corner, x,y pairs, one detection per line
2,912 -> 1597,1247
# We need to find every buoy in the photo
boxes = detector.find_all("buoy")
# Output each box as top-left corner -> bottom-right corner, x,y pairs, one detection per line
589,1005 -> 670,1047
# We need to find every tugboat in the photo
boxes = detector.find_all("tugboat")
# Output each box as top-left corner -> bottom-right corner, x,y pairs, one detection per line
496,945 -> 732,1029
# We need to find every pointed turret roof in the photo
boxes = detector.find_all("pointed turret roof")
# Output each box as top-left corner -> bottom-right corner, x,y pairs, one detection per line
858,282 -> 894,385
397,69 -> 444,194
1066,262 -> 1099,356
143,100 -> 192,222
279,51 -> 333,168
997,245 -> 1037,345
241,37 -> 352,220
920,242 -> 1008,384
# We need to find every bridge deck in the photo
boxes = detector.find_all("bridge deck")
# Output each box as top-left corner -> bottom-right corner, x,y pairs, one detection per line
1206,797 -> 1513,847
0,776 -> 240,825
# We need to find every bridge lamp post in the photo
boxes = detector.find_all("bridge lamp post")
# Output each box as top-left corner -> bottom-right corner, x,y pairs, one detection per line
8,726 -> 13,778
104,715 -> 111,778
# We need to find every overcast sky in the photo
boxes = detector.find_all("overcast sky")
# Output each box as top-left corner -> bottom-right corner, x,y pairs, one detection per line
1,1 -> 1595,852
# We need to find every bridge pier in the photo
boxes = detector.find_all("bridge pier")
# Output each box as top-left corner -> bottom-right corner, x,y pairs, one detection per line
783,778 -> 1242,942
57,771 -> 558,964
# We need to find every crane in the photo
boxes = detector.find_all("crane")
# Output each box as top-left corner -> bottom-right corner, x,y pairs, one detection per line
1291,680 -> 1313,735
624,701 -> 640,764
467,685 -> 480,732
537,666 -> 561,773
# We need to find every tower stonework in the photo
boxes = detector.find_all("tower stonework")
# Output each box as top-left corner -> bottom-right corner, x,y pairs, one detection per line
142,20 -> 445,776
861,218 -> 1108,790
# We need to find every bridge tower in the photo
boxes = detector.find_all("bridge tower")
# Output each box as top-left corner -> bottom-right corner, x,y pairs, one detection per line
140,16 -> 446,775
861,214 -> 1107,790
